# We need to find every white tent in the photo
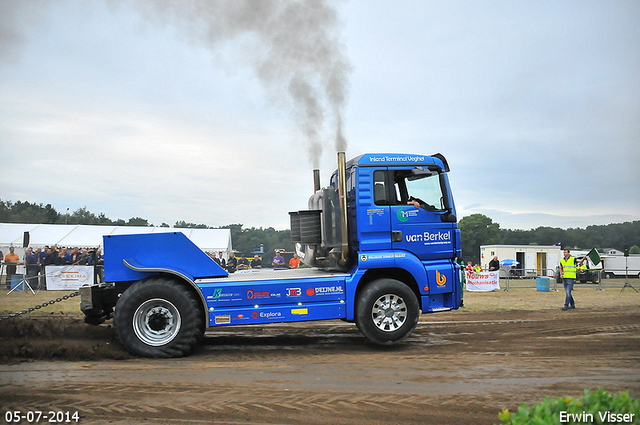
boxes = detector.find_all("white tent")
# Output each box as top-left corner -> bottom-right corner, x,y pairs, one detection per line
0,223 -> 232,276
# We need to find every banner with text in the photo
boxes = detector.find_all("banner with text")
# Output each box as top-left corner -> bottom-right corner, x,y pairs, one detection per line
45,265 -> 94,290
465,271 -> 500,292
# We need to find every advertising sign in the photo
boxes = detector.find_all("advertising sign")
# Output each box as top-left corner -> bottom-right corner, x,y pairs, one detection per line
45,265 -> 94,290
465,271 -> 500,292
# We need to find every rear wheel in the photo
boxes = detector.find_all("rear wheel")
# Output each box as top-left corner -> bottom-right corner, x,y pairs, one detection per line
113,277 -> 204,358
356,278 -> 419,345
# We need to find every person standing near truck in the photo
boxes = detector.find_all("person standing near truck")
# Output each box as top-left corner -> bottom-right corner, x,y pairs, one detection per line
213,251 -> 226,268
488,256 -> 500,271
560,248 -> 584,311
272,251 -> 285,269
237,254 -> 250,270
226,252 -> 237,273
250,255 -> 263,269
5,247 -> 20,277
289,253 -> 301,269
24,248 -> 39,283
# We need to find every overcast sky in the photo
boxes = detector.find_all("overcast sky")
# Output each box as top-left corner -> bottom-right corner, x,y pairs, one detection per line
1,0 -> 639,231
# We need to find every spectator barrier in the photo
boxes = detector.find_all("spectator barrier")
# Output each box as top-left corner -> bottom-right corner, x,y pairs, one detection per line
1,261 -> 104,292
500,268 -> 560,292
498,268 -> 639,292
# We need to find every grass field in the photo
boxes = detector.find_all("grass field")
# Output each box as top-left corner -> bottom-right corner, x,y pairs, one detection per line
462,279 -> 640,311
1,278 -> 638,316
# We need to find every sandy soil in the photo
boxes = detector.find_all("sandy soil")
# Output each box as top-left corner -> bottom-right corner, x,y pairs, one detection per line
1,306 -> 639,425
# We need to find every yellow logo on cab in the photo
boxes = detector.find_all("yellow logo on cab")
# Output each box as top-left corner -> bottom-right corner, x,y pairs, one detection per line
436,270 -> 447,286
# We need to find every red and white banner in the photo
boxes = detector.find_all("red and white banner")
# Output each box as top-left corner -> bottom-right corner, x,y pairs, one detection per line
465,271 -> 500,292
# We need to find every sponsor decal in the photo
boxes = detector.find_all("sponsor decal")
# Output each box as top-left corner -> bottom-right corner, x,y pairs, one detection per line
247,290 -> 280,299
306,288 -> 315,296
259,311 -> 282,319
397,209 -> 419,222
436,270 -> 447,286
361,254 -> 368,261
232,313 -> 250,322
314,286 -> 344,296
405,230 -> 452,246
286,288 -> 302,297
291,308 -> 308,315
367,155 -> 426,163
251,311 -> 283,319
366,208 -> 385,225
363,253 -> 405,260
209,288 -> 241,301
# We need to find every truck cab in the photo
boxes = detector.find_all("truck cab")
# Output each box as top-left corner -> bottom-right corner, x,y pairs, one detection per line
293,153 -> 462,314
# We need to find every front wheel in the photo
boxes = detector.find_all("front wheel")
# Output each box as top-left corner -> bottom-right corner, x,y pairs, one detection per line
113,277 -> 204,358
355,278 -> 420,345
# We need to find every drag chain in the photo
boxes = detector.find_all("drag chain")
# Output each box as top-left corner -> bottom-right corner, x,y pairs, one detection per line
0,291 -> 80,322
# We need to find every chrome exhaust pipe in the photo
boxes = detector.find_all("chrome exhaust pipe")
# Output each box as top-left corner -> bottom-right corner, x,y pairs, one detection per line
313,169 -> 321,193
337,152 -> 348,266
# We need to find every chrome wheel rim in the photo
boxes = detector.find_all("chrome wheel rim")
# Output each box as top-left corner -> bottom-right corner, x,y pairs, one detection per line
371,294 -> 407,332
133,298 -> 181,346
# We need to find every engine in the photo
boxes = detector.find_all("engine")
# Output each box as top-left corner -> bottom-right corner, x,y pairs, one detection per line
289,152 -> 350,272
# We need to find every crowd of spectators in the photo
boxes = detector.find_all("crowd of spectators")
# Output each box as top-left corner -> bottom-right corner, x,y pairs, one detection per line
465,262 -> 483,273
463,256 -> 502,274
210,250 -> 302,274
1,245 -> 104,290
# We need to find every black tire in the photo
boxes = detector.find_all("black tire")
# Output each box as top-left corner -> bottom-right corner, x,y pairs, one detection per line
355,278 -> 420,345
113,277 -> 204,358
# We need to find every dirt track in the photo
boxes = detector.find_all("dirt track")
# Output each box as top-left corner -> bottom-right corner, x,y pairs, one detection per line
1,306 -> 639,425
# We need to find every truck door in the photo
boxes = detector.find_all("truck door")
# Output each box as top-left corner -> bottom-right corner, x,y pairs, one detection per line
387,166 -> 457,262
357,167 -> 392,252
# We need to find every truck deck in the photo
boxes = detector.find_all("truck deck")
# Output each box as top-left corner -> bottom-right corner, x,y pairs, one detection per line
195,267 -> 351,327
195,267 -> 350,284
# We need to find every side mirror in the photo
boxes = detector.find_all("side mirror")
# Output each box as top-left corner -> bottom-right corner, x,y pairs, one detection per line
441,212 -> 457,222
410,166 -> 434,177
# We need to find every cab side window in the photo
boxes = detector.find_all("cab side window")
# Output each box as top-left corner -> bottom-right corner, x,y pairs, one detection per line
374,168 -> 447,212
394,168 -> 447,212
373,171 -> 389,205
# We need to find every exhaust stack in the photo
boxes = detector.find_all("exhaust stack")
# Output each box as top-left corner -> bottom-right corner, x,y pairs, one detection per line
313,169 -> 321,193
289,153 -> 350,271
337,152 -> 349,266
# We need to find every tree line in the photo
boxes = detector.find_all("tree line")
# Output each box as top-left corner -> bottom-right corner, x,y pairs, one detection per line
0,200 -> 291,257
2,200 -> 639,263
458,213 -> 640,264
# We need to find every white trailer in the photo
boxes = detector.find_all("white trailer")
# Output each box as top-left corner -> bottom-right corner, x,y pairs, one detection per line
480,245 -> 561,277
602,255 -> 640,279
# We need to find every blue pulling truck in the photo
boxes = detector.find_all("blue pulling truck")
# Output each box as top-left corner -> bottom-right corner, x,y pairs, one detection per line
80,152 -> 462,357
